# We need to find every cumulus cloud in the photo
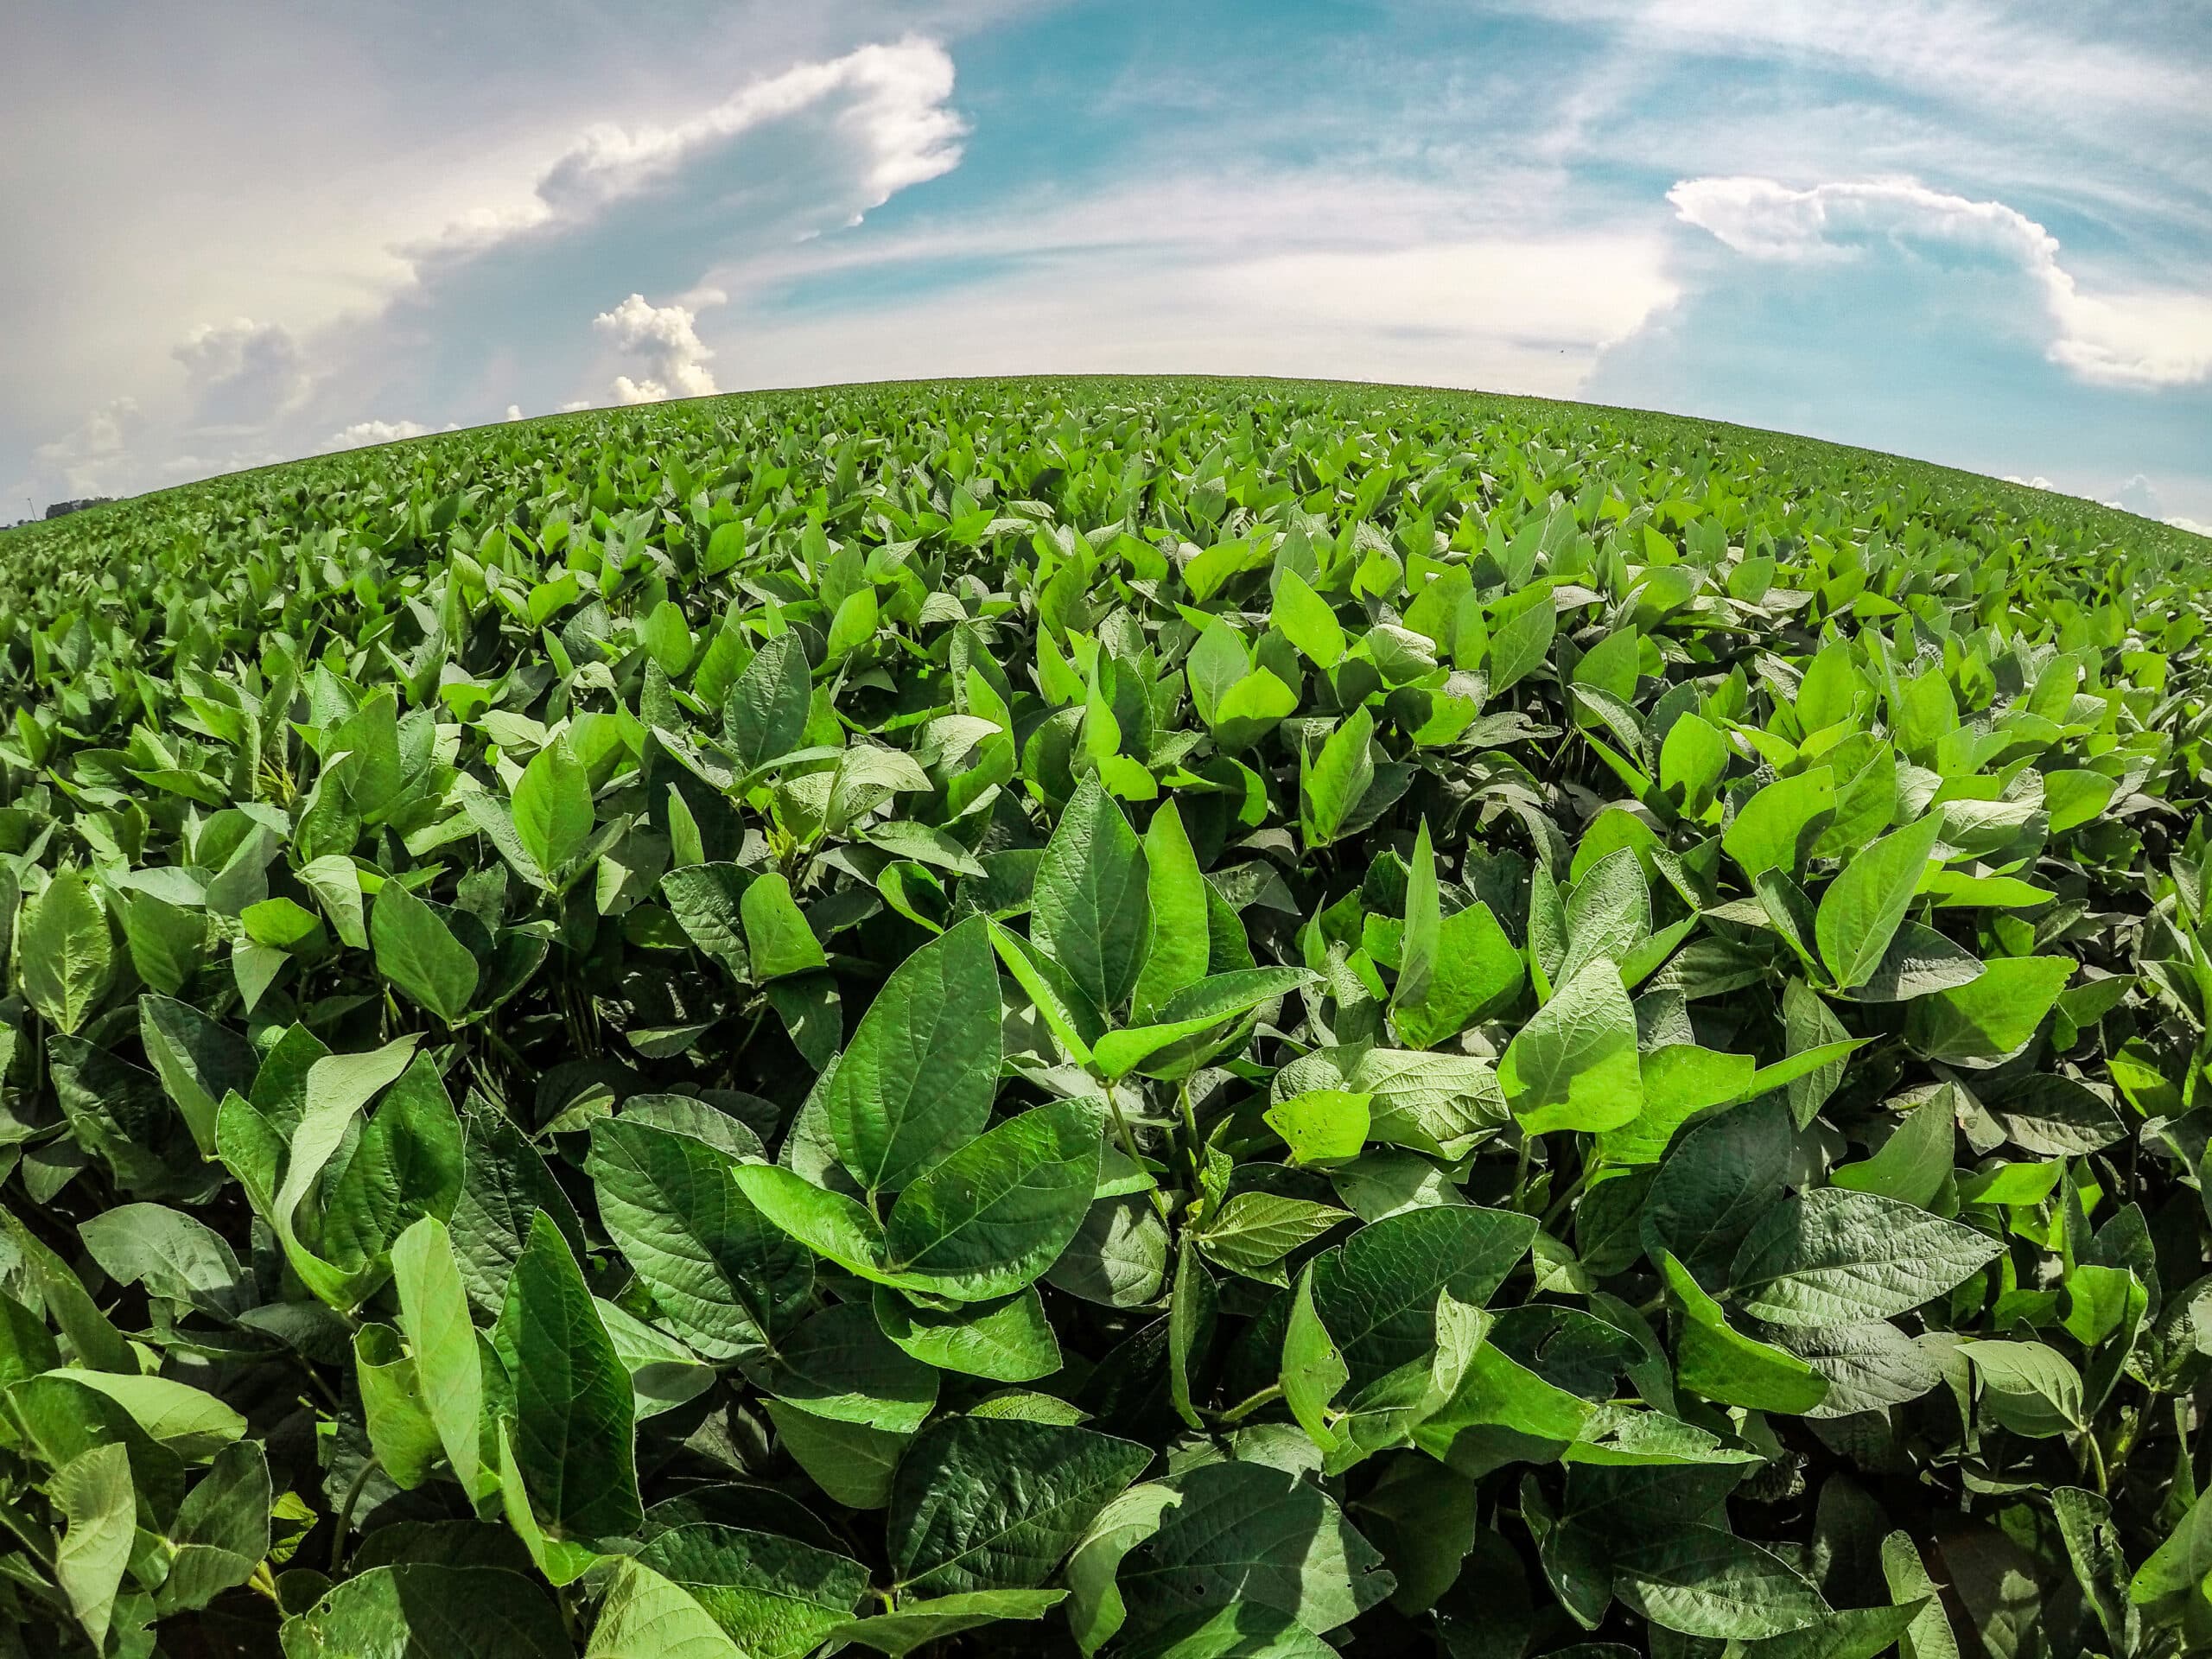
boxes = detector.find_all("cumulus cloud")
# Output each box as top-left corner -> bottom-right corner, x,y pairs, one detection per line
593,294 -> 719,404
171,318 -> 311,429
2170,515 -> 2212,537
32,398 -> 144,498
520,41 -> 963,232
1668,177 -> 2212,389
328,418 -> 431,449
505,404 -> 524,421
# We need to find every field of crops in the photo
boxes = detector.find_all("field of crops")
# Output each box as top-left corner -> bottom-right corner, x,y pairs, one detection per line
2,375 -> 2210,1658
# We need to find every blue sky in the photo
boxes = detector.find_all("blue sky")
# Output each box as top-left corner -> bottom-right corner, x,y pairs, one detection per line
5,0 -> 2209,529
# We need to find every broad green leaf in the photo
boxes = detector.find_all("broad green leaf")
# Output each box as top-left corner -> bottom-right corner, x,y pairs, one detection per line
1094,967 -> 1315,1079
1661,1251 -> 1829,1414
826,1590 -> 1067,1656
371,879 -> 479,1024
1122,1459 -> 1394,1636
725,633 -> 812,772
1731,1189 -> 2003,1326
1265,1089 -> 1371,1165
1313,1204 -> 1536,1395
1904,954 -> 2075,1065
581,1557 -> 745,1657
888,1414 -> 1153,1594
512,733 -> 592,875
20,869 -> 111,1035
1273,569 -> 1345,668
391,1217 -> 486,1498
1724,768 -> 1836,881
1828,1093 -> 1954,1208
588,1116 -> 810,1357
763,1399 -> 908,1510
158,1439 -> 270,1614
1959,1339 -> 2083,1438
741,872 -> 827,980
492,1211 -> 643,1541
1611,1523 -> 1827,1638
1814,814 -> 1942,990
874,1285 -> 1063,1381
1300,707 -> 1375,851
1032,779 -> 1151,1019
54,1441 -> 135,1650
828,916 -> 1002,1196
883,1097 -> 1105,1300
752,1301 -> 938,1432
1130,801 -> 1210,1022
1498,957 -> 1642,1134
634,1525 -> 869,1659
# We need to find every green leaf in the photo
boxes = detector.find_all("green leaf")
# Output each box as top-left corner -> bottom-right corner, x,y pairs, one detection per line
1265,1089 -> 1370,1166
54,1441 -> 135,1650
391,1217 -> 486,1498
760,1365 -> 912,1497
492,1211 -> 643,1541
295,1561 -> 548,1653
1032,779 -> 1150,1019
1498,957 -> 1642,1134
1122,1459 -> 1394,1637
1273,569 -> 1346,669
633,1525 -> 869,1659
874,1285 -> 1063,1382
372,878 -> 480,1023
1300,707 -> 1375,850
1828,1093 -> 1955,1208
827,1590 -> 1068,1656
1484,583 -> 1554,695
883,1097 -> 1105,1300
1661,1251 -> 1829,1414
158,1439 -> 271,1614
357,1321 -> 443,1487
1730,1189 -> 2003,1326
512,733 -> 593,876
741,872 -> 827,981
1313,1204 -> 1536,1395
1199,1193 -> 1352,1283
1877,1531 -> 1962,1659
1904,955 -> 2076,1065
752,1301 -> 938,1432
1282,1263 -> 1351,1452
1611,1523 -> 1828,1638
1066,1483 -> 1182,1655
1724,768 -> 1836,881
725,633 -> 813,773
20,869 -> 111,1035
1814,814 -> 1942,990
1960,1338 -> 2084,1438
827,915 -> 1002,1195
1130,801 -> 1210,1022
1094,967 -> 1316,1079
888,1414 -> 1153,1594
585,1557 -> 747,1658
588,1116 -> 811,1358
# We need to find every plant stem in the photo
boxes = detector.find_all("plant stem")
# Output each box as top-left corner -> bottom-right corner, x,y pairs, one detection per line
329,1455 -> 379,1573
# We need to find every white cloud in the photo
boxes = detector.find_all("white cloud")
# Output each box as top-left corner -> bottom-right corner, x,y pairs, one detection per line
2169,515 -> 2212,537
328,417 -> 430,449
1669,177 -> 2212,389
505,404 -> 524,421
593,293 -> 721,404
416,39 -> 963,261
32,398 -> 143,498
170,317 -> 310,428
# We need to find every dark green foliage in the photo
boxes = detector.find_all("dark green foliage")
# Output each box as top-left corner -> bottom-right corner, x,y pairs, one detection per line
0,376 -> 2209,1656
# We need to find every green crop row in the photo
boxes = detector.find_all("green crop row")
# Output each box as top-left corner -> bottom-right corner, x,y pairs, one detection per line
0,378 -> 2209,1658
